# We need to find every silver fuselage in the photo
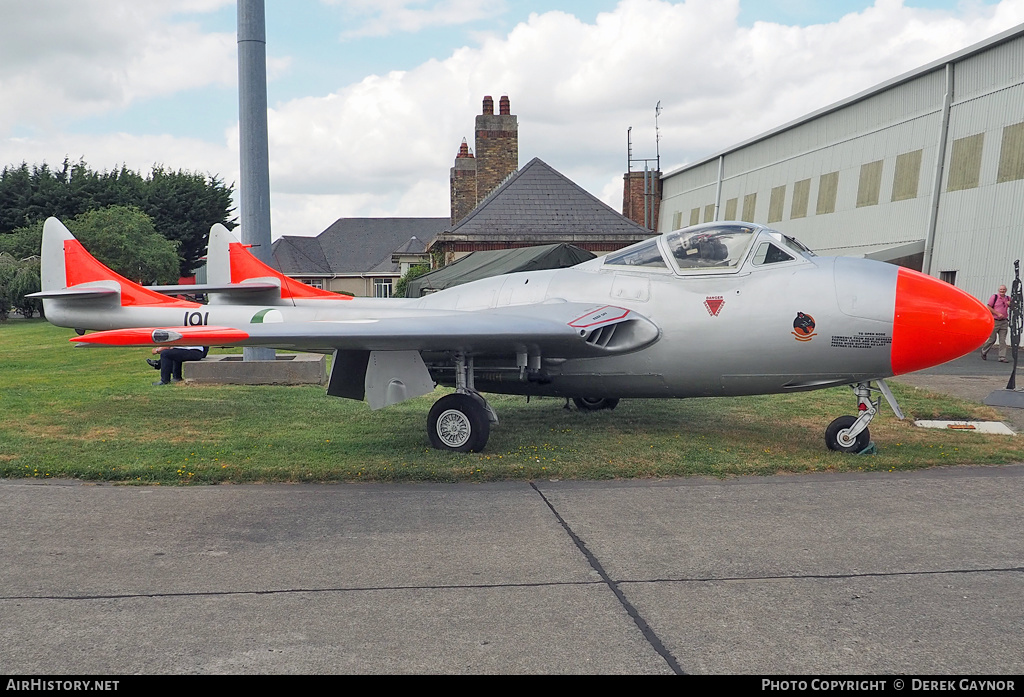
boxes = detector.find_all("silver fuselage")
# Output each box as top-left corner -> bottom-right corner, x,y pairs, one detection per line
46,226 -> 899,400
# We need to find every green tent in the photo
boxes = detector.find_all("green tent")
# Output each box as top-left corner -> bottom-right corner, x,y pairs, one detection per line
406,244 -> 596,298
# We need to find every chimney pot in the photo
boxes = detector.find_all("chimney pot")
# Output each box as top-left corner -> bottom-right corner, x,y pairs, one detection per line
482,95 -> 494,115
499,96 -> 510,115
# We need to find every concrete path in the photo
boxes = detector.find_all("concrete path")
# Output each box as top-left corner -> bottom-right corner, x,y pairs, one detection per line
2,467 -> 1022,675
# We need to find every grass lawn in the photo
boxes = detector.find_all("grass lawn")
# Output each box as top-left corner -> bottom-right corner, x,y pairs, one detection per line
1,319 -> 1020,484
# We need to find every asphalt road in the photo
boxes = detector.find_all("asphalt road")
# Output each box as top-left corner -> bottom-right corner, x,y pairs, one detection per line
2,465 -> 1022,675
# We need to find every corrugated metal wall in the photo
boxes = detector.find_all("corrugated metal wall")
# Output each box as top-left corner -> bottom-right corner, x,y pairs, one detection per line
659,29 -> 1024,300
932,39 -> 1024,297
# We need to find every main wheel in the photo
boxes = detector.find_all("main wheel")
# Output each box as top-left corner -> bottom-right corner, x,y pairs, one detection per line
572,397 -> 620,411
427,393 -> 491,452
825,415 -> 870,453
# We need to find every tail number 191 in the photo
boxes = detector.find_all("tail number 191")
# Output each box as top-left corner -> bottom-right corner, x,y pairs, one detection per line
184,311 -> 209,326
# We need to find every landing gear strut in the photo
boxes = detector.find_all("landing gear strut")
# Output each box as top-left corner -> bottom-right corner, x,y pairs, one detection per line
427,353 -> 498,452
825,380 -> 903,453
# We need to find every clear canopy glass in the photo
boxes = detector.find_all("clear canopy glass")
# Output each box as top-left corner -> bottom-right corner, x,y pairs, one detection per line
662,224 -> 758,272
600,223 -> 813,275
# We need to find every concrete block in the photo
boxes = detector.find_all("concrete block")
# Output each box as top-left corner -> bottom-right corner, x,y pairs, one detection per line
985,389 -> 1024,409
914,420 -> 1016,435
186,353 -> 327,386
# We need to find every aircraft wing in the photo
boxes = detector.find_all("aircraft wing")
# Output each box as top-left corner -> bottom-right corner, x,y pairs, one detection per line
70,302 -> 661,358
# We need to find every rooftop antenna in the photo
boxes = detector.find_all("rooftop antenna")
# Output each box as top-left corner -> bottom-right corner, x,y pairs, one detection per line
627,126 -> 633,176
626,102 -> 663,230
655,101 -> 662,172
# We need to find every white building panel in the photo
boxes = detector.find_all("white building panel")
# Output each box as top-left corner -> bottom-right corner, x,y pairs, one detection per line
956,34 -> 1024,99
933,79 -> 1024,297
660,158 -> 717,199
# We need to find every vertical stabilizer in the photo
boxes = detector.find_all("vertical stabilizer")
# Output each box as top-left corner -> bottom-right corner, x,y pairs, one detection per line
39,218 -> 73,294
33,217 -> 198,308
206,223 -> 234,288
220,227 -> 351,301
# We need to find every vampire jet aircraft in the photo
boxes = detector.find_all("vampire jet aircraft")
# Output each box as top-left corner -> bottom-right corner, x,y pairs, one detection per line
32,216 -> 993,453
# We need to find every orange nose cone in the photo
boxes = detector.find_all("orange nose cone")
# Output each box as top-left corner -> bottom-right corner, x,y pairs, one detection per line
890,268 -> 994,375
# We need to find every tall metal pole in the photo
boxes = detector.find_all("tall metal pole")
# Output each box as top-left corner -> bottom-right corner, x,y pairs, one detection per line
238,0 -> 274,361
1007,259 -> 1021,391
923,62 -> 953,277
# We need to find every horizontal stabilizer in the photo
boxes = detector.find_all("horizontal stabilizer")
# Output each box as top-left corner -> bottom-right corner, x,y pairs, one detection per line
146,281 -> 282,295
28,284 -> 119,300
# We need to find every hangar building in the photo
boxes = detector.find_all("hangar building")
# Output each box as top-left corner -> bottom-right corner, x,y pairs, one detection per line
658,23 -> 1024,301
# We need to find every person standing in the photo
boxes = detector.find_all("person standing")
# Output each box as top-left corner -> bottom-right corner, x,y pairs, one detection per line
981,285 -> 1013,363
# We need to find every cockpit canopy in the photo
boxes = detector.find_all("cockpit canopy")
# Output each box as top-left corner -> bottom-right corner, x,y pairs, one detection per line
602,222 -> 814,275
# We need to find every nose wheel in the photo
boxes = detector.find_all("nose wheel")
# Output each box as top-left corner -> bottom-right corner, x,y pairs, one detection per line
825,380 -> 903,453
825,415 -> 870,453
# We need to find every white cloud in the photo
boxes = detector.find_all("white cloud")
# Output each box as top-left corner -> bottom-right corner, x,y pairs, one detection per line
269,177 -> 450,238
329,0 -> 508,39
0,0 -> 235,135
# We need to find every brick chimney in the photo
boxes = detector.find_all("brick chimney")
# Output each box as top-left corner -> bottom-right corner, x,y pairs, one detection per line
450,138 -> 477,226
449,96 -> 519,226
622,169 -> 662,231
475,94 -> 518,202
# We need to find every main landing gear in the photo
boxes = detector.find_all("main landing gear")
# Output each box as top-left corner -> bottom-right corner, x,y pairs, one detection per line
825,380 -> 903,453
572,397 -> 620,411
427,353 -> 498,452
428,393 -> 491,452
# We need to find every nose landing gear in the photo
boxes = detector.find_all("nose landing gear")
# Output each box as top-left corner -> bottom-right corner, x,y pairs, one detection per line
825,380 -> 904,453
825,414 -> 871,453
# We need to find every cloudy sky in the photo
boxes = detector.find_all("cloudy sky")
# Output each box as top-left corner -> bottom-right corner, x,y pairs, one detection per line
2,0 -> 1024,238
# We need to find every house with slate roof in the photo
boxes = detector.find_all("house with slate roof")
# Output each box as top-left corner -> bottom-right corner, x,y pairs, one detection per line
270,218 -> 445,297
430,156 -> 653,265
